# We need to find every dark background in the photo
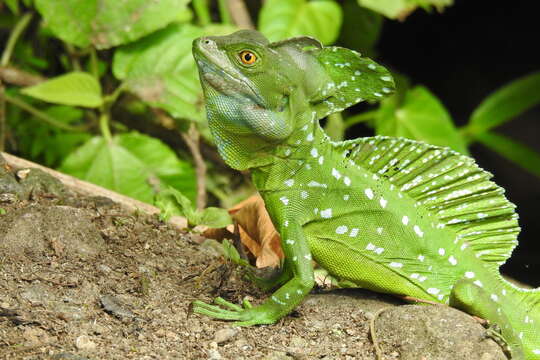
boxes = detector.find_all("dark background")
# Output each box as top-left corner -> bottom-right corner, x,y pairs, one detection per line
376,1 -> 540,286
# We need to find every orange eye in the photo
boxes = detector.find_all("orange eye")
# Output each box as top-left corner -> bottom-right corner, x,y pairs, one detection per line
239,50 -> 257,65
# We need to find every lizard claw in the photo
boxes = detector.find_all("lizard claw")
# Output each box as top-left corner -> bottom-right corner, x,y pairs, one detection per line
192,297 -> 274,326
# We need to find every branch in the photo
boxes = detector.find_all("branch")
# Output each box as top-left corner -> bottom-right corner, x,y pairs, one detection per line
0,152 -> 188,229
226,0 -> 254,29
0,66 -> 45,87
180,123 -> 208,210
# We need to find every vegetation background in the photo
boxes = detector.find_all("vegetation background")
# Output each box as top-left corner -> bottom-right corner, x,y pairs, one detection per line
0,0 -> 538,285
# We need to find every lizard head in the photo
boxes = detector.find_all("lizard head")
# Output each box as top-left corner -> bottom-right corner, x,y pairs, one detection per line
192,30 -> 320,115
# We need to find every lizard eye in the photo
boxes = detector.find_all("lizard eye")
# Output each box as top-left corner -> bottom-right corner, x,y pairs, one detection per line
239,50 -> 257,65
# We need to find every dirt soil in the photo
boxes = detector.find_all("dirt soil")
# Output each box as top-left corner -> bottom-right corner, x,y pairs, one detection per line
0,158 -> 507,360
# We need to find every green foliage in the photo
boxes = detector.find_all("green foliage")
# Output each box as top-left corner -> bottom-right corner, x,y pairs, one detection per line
34,0 -> 191,49
155,186 -> 232,228
259,0 -> 343,45
1,0 -> 539,223
60,132 -> 196,203
21,72 -> 103,108
465,71 -> 540,137
357,0 -> 453,19
375,86 -> 468,154
221,239 -> 250,267
476,132 -> 540,178
113,23 -> 235,122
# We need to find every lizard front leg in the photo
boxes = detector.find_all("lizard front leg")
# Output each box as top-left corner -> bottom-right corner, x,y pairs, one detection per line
192,221 -> 315,326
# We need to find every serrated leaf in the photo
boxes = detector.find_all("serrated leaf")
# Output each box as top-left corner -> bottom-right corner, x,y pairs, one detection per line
375,86 -> 468,154
467,71 -> 540,136
113,23 -> 235,121
60,132 -> 196,204
357,0 -> 452,19
259,0 -> 343,45
34,0 -> 190,49
199,207 -> 232,228
476,132 -> 540,178
21,72 -> 102,108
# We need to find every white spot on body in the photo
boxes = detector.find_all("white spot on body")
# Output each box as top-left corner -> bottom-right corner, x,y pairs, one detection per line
418,255 -> 425,262
402,216 -> 409,225
389,262 -> 403,268
448,256 -> 458,265
438,248 -> 446,256
304,254 -> 312,260
474,280 -> 483,288
301,191 -> 309,199
379,198 -> 388,208
414,225 -> 424,237
332,168 -> 341,180
310,148 -> 318,157
336,225 -> 348,234
320,208 -> 333,218
284,220 -> 289,227
427,288 -> 440,295
349,228 -> 359,237
490,294 -> 499,302
306,133 -> 314,142
343,194 -> 350,201
280,196 -> 289,205
318,156 -> 324,165
376,227 -> 383,235
366,243 -> 375,251
365,188 -> 374,199
344,177 -> 351,186
410,273 -> 419,279
286,239 -> 295,245
284,179 -> 294,187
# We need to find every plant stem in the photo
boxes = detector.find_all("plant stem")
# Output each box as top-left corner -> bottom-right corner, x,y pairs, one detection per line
217,0 -> 231,24
344,110 -> 378,129
4,93 -> 84,132
181,123 -> 207,210
193,0 -> 211,26
0,82 -> 5,151
89,48 -> 99,78
99,113 -> 113,143
1,12 -> 33,67
227,0 -> 254,29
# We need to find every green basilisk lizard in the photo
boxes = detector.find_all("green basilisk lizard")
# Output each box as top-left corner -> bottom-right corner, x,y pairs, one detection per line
192,30 -> 539,359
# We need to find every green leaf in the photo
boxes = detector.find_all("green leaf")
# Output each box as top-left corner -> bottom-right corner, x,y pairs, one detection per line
221,239 -> 249,267
113,23 -> 235,121
21,72 -> 102,108
375,86 -> 468,154
199,207 -> 232,228
4,0 -> 19,14
339,0 -> 382,55
59,132 -> 196,204
476,132 -> 540,178
34,0 -> 191,49
259,0 -> 343,45
357,0 -> 452,19
155,186 -> 196,223
467,71 -> 540,136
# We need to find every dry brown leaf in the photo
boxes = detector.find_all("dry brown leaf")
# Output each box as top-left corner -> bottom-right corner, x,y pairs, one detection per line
203,194 -> 283,268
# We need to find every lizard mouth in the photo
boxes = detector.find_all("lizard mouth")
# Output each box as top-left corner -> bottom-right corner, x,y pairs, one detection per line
194,52 -> 266,108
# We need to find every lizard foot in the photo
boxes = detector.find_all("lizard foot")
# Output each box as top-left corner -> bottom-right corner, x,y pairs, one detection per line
192,297 -> 276,326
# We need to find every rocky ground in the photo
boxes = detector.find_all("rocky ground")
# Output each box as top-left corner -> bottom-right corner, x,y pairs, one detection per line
0,156 -> 507,359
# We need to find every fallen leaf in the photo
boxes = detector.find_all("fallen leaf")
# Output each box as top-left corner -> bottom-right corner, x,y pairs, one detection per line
203,194 -> 283,268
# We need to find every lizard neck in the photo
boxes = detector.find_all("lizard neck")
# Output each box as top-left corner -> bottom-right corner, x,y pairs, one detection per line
251,113 -> 330,191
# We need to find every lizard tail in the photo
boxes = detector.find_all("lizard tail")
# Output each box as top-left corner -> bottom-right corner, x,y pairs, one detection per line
500,276 -> 540,358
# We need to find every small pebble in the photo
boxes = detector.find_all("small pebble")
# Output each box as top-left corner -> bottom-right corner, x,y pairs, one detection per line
75,335 -> 96,351
213,328 -> 238,344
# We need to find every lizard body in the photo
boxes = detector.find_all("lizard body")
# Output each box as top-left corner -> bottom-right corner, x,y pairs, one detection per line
192,30 -> 539,359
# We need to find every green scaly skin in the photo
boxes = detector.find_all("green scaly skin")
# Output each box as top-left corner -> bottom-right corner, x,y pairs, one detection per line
192,30 -> 539,359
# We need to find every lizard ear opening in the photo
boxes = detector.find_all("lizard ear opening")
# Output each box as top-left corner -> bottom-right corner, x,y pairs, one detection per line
308,47 -> 396,119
